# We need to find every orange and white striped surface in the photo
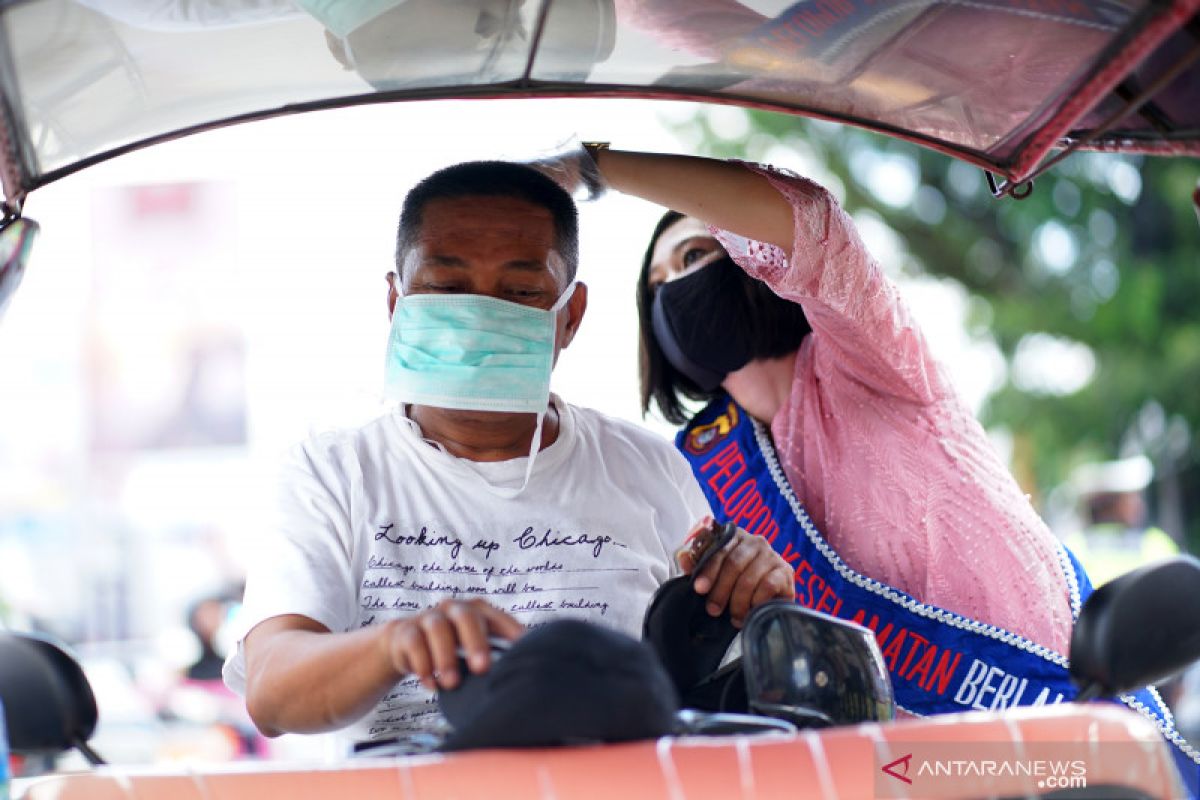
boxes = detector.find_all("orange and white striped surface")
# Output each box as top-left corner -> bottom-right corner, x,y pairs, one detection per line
17,704 -> 1182,800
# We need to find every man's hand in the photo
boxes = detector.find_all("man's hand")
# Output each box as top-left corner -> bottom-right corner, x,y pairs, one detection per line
677,518 -> 795,627
242,601 -> 524,737
384,599 -> 524,692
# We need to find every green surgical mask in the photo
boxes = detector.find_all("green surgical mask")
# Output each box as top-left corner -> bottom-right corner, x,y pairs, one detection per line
384,281 -> 576,413
384,281 -> 577,498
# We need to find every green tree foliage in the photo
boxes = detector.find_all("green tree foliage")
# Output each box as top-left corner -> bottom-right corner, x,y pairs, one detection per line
676,109 -> 1200,548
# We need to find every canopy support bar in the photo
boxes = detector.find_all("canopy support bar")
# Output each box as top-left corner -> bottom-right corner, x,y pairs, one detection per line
988,30 -> 1200,200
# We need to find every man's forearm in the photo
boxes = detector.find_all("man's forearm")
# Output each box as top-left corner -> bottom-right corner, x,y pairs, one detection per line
594,149 -> 795,252
243,617 -> 401,736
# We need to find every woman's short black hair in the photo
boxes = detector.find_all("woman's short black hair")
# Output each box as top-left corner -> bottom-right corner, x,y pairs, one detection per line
637,210 -> 812,425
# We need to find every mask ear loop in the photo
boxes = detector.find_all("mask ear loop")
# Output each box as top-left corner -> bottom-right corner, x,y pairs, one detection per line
480,280 -> 577,499
404,280 -> 576,499
397,406 -> 546,500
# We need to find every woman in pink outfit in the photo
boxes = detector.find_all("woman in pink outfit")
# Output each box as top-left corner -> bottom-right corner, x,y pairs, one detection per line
586,149 -> 1075,660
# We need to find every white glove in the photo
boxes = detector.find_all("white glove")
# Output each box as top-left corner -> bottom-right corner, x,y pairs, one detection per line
524,138 -> 609,201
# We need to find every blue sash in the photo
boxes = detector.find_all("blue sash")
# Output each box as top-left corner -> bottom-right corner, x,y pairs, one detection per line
678,396 -> 1199,794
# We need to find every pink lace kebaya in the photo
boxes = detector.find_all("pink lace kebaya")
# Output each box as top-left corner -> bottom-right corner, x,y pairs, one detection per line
710,163 -> 1073,656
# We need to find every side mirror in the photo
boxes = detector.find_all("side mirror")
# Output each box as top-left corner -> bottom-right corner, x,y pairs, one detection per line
0,216 -> 38,322
1069,555 -> 1200,700
0,633 -> 105,765
741,602 -> 896,727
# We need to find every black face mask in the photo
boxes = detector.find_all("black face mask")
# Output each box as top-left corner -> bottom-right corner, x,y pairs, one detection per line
650,256 -> 759,391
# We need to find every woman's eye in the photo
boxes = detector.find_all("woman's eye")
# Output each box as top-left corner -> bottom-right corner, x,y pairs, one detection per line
682,247 -> 708,267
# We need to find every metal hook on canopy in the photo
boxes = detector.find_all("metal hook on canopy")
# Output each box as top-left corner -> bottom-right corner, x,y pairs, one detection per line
1,198 -> 22,233
985,171 -> 1034,200
987,35 -> 1200,202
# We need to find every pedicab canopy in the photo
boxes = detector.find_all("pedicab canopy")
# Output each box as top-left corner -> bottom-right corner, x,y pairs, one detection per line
0,0 -> 1198,212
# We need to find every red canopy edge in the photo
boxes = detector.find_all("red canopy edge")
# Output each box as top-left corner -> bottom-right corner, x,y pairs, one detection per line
1081,138 -> 1200,156
1013,0 -> 1200,181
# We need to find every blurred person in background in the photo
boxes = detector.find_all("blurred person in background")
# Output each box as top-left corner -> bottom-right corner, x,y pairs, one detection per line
184,597 -> 229,681
1063,457 -> 1185,712
164,588 -> 267,758
185,592 -> 239,681
1065,455 -> 1185,724
1064,455 -> 1179,588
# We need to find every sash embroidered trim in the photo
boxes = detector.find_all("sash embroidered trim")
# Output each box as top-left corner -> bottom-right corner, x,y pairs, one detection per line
1122,689 -> 1200,765
749,415 -> 1071,667
1056,539 -> 1083,621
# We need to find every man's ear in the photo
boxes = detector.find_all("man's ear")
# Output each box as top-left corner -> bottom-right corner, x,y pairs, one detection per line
558,281 -> 588,350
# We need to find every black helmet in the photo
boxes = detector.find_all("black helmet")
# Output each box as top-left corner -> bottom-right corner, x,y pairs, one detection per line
643,576 -> 895,728
438,618 -> 679,751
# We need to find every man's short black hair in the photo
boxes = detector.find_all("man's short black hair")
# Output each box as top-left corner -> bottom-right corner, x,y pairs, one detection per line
396,160 -> 579,283
637,210 -> 812,425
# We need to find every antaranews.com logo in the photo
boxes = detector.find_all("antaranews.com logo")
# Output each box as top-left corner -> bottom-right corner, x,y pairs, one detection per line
880,752 -> 1087,791
873,743 -> 1113,796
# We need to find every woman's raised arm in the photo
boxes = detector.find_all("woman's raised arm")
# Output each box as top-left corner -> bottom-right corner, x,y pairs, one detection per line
591,149 -> 796,253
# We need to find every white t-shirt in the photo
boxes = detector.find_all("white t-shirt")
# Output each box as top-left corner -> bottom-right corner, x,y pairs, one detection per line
224,397 -> 709,746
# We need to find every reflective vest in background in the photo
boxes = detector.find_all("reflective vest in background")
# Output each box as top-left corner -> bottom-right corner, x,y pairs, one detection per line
1066,524 -> 1179,587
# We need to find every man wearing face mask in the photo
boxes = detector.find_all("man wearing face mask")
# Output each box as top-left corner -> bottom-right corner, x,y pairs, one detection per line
222,161 -> 794,748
